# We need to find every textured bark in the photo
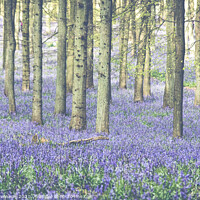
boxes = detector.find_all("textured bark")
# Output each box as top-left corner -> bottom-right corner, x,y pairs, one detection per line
29,1 -> 34,54
134,0 -> 150,102
119,0 -> 130,89
86,0 -> 94,89
173,0 -> 185,138
54,0 -> 67,115
143,21 -> 151,97
150,3 -> 156,52
22,0 -> 30,92
96,0 -> 112,134
163,0 -> 176,108
130,0 -> 136,58
69,0 -> 88,131
32,0 -> 43,125
7,0 -> 16,113
66,0 -> 75,93
194,0 -> 200,105
14,0 -> 20,50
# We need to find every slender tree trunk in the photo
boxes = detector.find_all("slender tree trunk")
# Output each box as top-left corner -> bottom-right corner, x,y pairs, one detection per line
134,0 -> 149,102
143,19 -> 151,97
32,0 -> 43,125
45,3 -> 51,34
119,0 -> 130,89
194,0 -> 200,105
29,1 -> 34,54
54,0 -> 67,114
22,0 -> 30,92
86,0 -> 94,89
66,0 -> 75,93
96,0 -> 112,134
15,0 -> 20,50
7,0 -> 16,113
150,3 -> 156,52
3,0 -> 7,70
163,0 -> 176,108
130,0 -> 136,58
69,0 -> 88,131
173,0 -> 185,138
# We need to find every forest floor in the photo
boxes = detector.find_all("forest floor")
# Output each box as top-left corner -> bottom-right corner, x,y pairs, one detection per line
0,16 -> 199,199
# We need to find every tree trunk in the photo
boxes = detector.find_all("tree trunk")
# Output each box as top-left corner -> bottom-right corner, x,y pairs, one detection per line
134,0 -> 149,102
69,0 -> 88,131
7,0 -> 17,113
194,0 -> 200,105
15,0 -> 20,50
119,0 -> 130,89
163,0 -> 176,108
32,0 -> 43,125
54,0 -> 67,115
22,0 -> 30,92
173,0 -> 185,138
130,0 -> 136,58
29,1 -> 34,54
86,0 -> 94,89
66,0 -> 75,93
96,0 -> 112,134
143,18 -> 151,97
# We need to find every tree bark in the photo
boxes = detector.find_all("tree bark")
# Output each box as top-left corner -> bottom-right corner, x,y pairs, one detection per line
86,0 -> 94,89
173,0 -> 185,138
54,0 -> 67,115
119,0 -> 130,89
66,0 -> 75,93
130,0 -> 136,58
15,0 -> 20,50
7,0 -> 17,113
32,0 -> 43,125
163,0 -> 176,108
29,1 -> 34,54
194,0 -> 200,105
22,0 -> 30,92
96,0 -> 112,134
69,0 -> 88,131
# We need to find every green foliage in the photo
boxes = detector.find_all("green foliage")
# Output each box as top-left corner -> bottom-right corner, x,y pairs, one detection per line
183,81 -> 196,88
150,69 -> 166,82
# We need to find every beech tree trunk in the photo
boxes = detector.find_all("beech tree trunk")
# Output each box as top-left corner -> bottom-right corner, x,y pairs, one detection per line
69,0 -> 88,131
54,0 -> 67,114
96,0 -> 112,134
22,0 -> 30,92
32,0 -> 43,125
66,0 -> 75,93
173,0 -> 185,138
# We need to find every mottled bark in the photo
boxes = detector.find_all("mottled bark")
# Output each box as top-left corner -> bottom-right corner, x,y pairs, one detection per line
119,0 -> 130,89
32,0 -> 43,125
143,22 -> 151,97
54,0 -> 67,114
173,0 -> 185,138
22,0 -> 30,92
86,0 -> 94,89
69,0 -> 88,131
134,0 -> 150,102
194,0 -> 200,105
15,0 -> 20,50
163,0 -> 176,108
29,1 -> 34,54
130,0 -> 136,58
96,0 -> 112,134
7,0 -> 16,113
66,0 -> 75,93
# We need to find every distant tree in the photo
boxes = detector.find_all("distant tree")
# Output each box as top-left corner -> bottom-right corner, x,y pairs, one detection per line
96,0 -> 112,134
173,0 -> 185,138
32,0 -> 43,125
119,0 -> 130,89
7,0 -> 16,113
22,0 -> 30,92
194,0 -> 200,105
69,0 -> 88,131
134,0 -> 150,102
54,0 -> 67,115
86,0 -> 94,89
163,0 -> 176,108
66,0 -> 75,93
